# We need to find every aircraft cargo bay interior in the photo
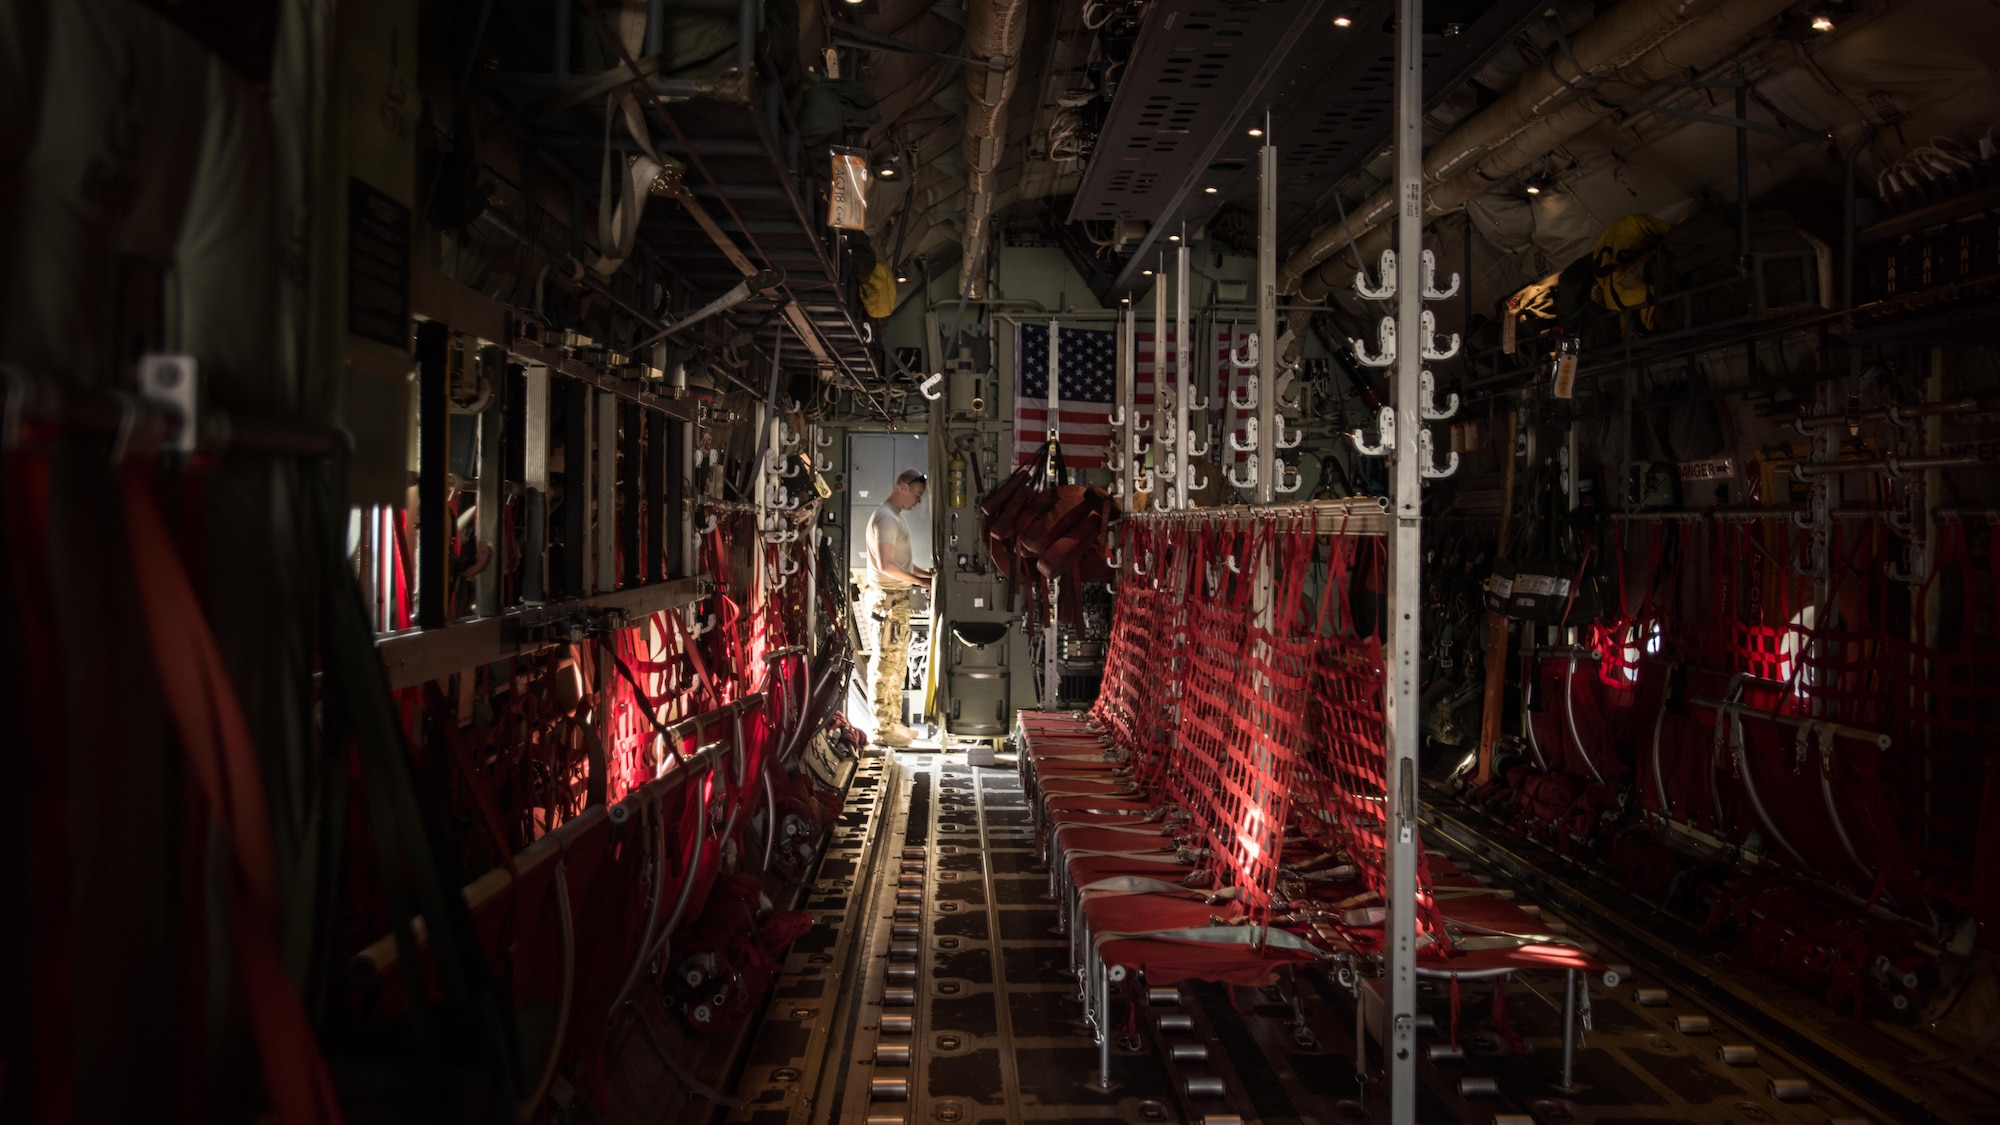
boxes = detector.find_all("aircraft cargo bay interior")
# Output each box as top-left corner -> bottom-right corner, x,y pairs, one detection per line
6,1 -> 2000,1123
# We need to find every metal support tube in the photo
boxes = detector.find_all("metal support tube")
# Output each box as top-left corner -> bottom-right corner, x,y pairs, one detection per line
1560,969 -> 1578,1090
1383,2 -> 1425,1121
1175,236 -> 1192,506
416,320 -> 451,629
561,379 -> 589,598
523,365 -> 552,603
1255,119 -> 1277,505
596,393 -> 619,593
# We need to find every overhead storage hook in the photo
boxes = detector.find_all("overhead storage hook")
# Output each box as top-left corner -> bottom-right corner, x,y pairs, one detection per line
1348,405 -> 1395,457
1420,370 -> 1459,421
1230,375 -> 1258,411
1419,309 -> 1460,361
1350,318 -> 1396,368
1417,428 -> 1459,479
1229,332 -> 1259,369
1420,248 -> 1461,301
1354,249 -> 1396,301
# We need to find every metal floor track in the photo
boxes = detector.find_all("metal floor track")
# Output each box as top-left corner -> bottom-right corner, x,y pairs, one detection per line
729,756 -> 1896,1125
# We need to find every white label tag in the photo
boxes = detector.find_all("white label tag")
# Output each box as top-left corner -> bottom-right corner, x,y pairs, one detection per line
1552,353 -> 1579,399
828,150 -> 869,230
1513,573 -> 1571,598
1677,457 -> 1736,481
1488,574 -> 1514,599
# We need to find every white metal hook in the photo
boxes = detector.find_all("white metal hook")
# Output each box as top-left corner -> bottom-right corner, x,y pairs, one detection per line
779,422 -> 800,447
1354,249 -> 1396,301
1225,458 -> 1257,490
1107,546 -> 1123,569
1229,332 -> 1259,369
1132,551 -> 1149,576
1886,539 -> 1930,584
780,458 -> 802,478
1134,466 -> 1155,493
690,611 -> 718,637
777,549 -> 800,575
700,513 -> 719,536
1107,404 -> 1126,427
1275,461 -> 1303,494
1419,309 -> 1460,361
1185,465 -> 1209,491
1230,375 -> 1258,412
1225,553 -> 1241,575
1229,417 -> 1259,453
816,428 -> 832,448
1420,369 -> 1460,421
1417,428 -> 1459,479
1187,388 -> 1210,412
1275,420 -> 1302,449
919,372 -> 945,401
1186,429 -> 1210,458
1420,248 -> 1461,301
769,569 -> 788,591
1349,405 -> 1395,457
1350,318 -> 1396,368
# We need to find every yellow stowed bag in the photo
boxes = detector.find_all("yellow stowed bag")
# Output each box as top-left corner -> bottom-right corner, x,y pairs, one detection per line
1592,213 -> 1669,328
861,259 -> 898,318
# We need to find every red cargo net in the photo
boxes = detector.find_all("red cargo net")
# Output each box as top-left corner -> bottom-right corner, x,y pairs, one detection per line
1299,532 -> 1445,943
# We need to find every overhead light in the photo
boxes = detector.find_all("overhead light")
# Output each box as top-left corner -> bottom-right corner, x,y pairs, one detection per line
1247,126 -> 1264,137
1142,269 -> 1155,276
896,274 -> 908,283
1811,14 -> 1834,30
1169,233 -> 1181,241
1204,185 -> 1219,194
1333,15 -> 1353,27
1525,183 -> 1542,195
877,165 -> 897,177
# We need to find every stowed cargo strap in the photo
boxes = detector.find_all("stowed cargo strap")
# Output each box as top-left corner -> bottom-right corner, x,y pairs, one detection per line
123,470 -> 346,1125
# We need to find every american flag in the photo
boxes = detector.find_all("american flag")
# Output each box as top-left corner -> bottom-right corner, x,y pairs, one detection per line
1014,322 -> 1172,468
1012,321 -> 1255,472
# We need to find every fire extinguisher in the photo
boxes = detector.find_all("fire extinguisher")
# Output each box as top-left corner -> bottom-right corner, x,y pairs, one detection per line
948,451 -> 968,508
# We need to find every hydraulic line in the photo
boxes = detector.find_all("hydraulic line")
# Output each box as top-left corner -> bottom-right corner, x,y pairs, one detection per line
520,860 -> 575,1121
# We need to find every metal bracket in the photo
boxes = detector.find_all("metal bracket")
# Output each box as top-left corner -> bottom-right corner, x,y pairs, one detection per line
1230,375 -> 1258,411
1226,457 -> 1256,490
1187,429 -> 1210,458
1107,404 -> 1126,427
1351,318 -> 1396,368
1185,463 -> 1209,492
1420,370 -> 1459,421
1188,388 -> 1210,412
1354,249 -> 1396,300
919,372 -> 945,400
1417,428 -> 1458,479
1349,405 -> 1395,456
1419,310 -> 1460,361
1276,460 -> 1303,494
1275,419 -> 1302,449
1886,538 -> 1930,584
1230,332 -> 1259,369
1420,249 -> 1461,301
138,354 -> 199,454
1229,417 -> 1259,453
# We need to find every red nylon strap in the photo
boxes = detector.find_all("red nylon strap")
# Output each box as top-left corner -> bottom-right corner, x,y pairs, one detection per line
122,470 -> 345,1125
7,445 -> 74,1120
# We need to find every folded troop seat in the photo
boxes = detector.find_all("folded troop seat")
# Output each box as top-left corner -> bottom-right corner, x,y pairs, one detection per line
1011,515 -> 1609,1087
